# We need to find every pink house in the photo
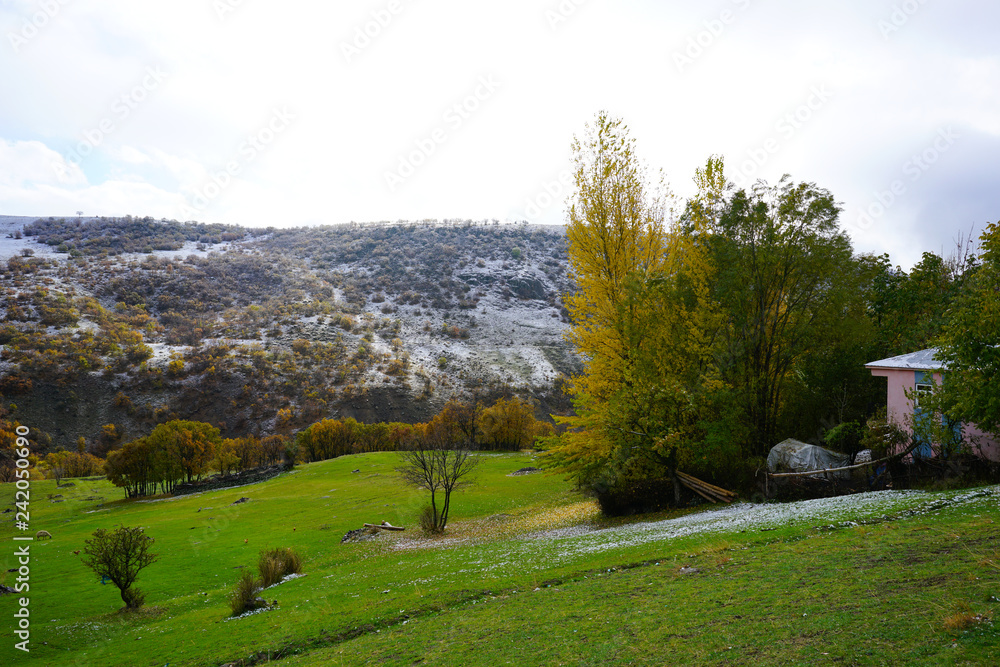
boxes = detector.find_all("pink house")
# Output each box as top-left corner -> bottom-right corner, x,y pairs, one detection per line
866,348 -> 1000,461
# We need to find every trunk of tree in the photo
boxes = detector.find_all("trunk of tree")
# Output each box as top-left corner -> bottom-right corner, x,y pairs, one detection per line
429,491 -> 440,532
440,490 -> 452,530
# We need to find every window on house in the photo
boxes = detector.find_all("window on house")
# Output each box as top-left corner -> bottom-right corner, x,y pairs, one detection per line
915,383 -> 933,406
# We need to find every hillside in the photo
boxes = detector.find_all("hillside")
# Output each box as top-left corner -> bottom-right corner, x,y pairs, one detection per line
0,215 -> 579,454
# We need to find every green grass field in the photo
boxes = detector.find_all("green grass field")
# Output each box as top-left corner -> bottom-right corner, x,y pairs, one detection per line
2,453 -> 998,666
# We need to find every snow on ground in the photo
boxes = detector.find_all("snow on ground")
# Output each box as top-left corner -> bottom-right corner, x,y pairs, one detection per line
201,338 -> 264,349
389,289 -> 571,390
0,215 -> 236,261
389,486 -> 1000,586
0,215 -> 59,260
521,486 -> 1000,560
116,240 -> 239,261
73,319 -> 101,335
526,486 -> 999,562
146,343 -> 192,368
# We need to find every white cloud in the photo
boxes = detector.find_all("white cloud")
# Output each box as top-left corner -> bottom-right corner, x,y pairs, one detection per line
112,145 -> 152,165
0,136 -> 187,219
0,177 -> 187,220
0,138 -> 86,187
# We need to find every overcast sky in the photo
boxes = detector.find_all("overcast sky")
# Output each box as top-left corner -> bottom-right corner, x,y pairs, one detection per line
1,0 -> 997,269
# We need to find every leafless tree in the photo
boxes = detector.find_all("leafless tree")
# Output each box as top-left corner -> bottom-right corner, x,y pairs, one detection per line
397,431 -> 479,533
946,224 -> 980,280
49,458 -> 65,487
82,525 -> 158,609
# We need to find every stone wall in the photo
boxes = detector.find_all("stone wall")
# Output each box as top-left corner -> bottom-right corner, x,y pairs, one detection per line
172,466 -> 284,496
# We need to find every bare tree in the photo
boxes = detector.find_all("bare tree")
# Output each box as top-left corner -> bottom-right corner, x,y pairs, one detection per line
397,430 -> 479,533
82,525 -> 158,609
50,458 -> 65,487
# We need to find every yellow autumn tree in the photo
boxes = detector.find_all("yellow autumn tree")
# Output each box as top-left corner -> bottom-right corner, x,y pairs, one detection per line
544,112 -> 669,481
477,396 -> 539,451
544,114 -> 731,511
562,112 -> 670,403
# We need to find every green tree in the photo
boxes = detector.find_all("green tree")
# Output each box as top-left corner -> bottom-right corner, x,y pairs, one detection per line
709,177 -> 857,457
105,438 -> 163,497
867,251 -> 968,357
105,421 -> 220,496
932,222 -> 1000,436
82,525 -> 158,609
147,420 -> 221,483
776,251 -> 885,444
548,113 -> 905,510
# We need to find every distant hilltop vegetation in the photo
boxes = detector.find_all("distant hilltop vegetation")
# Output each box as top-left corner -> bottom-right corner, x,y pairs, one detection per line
0,215 -> 578,455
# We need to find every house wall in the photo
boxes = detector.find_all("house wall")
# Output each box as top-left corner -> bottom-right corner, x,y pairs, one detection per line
869,367 -> 1000,461
963,424 -> 1000,461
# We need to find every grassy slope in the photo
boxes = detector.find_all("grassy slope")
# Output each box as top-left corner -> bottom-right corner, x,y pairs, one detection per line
1,455 -> 998,667
287,509 -> 1000,666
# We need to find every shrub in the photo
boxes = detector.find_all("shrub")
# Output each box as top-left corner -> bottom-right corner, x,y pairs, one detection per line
592,473 -> 675,517
824,421 -> 864,461
257,547 -> 302,588
861,408 -> 908,459
274,547 -> 302,575
121,586 -> 146,609
418,505 -> 438,533
587,456 -> 678,517
112,391 -> 134,412
228,569 -> 262,616
258,553 -> 283,588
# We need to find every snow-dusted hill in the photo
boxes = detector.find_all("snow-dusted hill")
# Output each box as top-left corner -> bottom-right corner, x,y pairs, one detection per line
0,216 -> 580,449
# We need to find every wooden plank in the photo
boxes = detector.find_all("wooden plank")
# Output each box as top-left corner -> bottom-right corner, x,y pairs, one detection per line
676,471 -> 737,500
683,481 -> 719,504
677,474 -> 733,504
677,471 -> 737,497
363,523 -> 406,531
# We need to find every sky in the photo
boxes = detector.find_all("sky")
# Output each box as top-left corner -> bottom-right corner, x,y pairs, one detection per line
0,0 -> 997,269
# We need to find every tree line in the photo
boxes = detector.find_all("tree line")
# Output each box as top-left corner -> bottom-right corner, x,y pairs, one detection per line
97,395 -> 549,497
294,396 -> 550,462
543,112 -> 988,514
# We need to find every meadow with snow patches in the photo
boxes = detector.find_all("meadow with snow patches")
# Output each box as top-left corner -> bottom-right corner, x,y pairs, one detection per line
3,452 -> 998,666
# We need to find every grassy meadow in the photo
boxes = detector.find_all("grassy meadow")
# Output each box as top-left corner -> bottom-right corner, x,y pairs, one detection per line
2,453 -> 998,666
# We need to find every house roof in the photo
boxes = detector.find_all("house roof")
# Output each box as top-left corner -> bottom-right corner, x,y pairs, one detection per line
865,347 -> 945,371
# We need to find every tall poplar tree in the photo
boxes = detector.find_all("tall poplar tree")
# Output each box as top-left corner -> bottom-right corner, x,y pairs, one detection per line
546,114 -> 729,504
562,111 -> 670,402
